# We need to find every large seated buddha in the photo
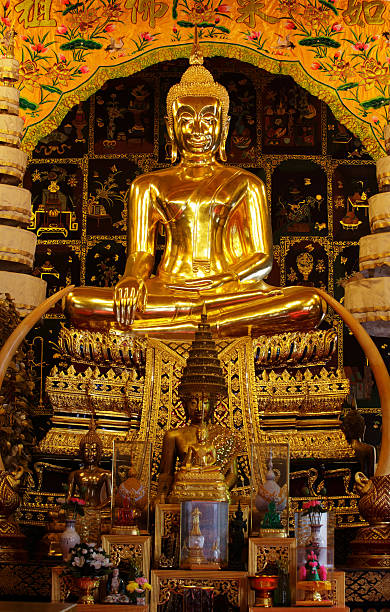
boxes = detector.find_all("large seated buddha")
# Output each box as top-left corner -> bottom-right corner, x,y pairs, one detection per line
65,45 -> 326,339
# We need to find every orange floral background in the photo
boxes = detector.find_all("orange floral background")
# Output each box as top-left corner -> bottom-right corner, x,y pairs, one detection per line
4,0 -> 390,157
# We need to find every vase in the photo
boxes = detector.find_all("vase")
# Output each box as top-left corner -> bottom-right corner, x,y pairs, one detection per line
307,523 -> 324,550
136,594 -> 146,605
60,519 -> 80,561
72,576 -> 100,605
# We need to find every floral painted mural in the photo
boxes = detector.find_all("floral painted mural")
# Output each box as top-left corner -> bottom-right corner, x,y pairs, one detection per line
0,0 -> 388,157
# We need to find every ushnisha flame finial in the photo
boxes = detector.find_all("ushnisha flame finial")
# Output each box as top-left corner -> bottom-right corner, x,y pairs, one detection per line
166,24 -> 229,130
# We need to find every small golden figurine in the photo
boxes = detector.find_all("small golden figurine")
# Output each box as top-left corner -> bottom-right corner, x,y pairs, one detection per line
184,424 -> 217,469
171,424 -> 230,502
182,506 -> 207,568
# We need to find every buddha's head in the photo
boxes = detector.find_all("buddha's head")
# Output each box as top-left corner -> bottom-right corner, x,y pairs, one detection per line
79,418 -> 103,466
183,392 -> 214,425
166,48 -> 229,162
341,406 -> 365,443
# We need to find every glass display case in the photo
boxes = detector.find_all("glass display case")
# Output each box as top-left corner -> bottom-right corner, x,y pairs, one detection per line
111,440 -> 151,534
179,500 -> 229,569
250,442 -> 290,536
295,504 -> 335,605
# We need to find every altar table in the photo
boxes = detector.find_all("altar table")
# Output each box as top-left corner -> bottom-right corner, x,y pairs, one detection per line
0,604 -> 76,612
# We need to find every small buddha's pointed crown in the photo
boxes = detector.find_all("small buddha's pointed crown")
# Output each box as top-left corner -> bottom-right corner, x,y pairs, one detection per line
166,26 -> 229,129
178,308 -> 227,404
79,415 -> 103,456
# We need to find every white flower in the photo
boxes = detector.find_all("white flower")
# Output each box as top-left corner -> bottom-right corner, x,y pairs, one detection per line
82,549 -> 87,554
73,556 -> 85,567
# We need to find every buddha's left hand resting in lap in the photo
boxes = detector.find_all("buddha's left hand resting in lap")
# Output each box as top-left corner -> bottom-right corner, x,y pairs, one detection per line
65,46 -> 326,339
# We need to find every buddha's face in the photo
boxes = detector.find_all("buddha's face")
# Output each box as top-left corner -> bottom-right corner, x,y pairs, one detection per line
172,96 -> 224,156
184,394 -> 213,424
83,441 -> 99,465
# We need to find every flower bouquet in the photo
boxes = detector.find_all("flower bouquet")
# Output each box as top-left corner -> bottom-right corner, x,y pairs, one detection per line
302,500 -> 326,526
63,542 -> 112,604
127,576 -> 152,605
125,558 -> 151,605
302,500 -> 327,550
62,496 -> 86,520
58,491 -> 86,559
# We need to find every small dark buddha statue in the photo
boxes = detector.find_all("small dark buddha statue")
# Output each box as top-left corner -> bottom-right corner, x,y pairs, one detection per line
67,419 -> 111,540
341,403 -> 376,478
67,419 -> 112,508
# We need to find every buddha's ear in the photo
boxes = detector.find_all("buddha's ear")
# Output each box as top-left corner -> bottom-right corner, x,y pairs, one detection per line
219,116 -> 230,162
165,115 -> 174,141
165,115 -> 177,163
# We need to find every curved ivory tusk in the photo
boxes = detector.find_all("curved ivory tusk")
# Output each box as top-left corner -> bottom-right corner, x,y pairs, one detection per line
0,285 -> 75,391
317,289 -> 390,477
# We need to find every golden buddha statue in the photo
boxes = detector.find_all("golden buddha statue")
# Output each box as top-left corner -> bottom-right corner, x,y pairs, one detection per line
156,314 -> 240,504
170,424 -> 230,503
64,41 -> 325,339
185,424 -> 217,469
67,419 -> 111,540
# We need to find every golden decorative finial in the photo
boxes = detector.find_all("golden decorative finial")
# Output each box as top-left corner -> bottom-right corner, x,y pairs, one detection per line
189,25 -> 202,66
166,24 -> 229,130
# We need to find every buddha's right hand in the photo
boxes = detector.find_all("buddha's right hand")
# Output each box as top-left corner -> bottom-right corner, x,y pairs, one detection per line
114,277 -> 147,326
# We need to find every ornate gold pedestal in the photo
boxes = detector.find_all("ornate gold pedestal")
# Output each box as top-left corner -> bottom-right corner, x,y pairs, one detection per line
348,474 -> 390,569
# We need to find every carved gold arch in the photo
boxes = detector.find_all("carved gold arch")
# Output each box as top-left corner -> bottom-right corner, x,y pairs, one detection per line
6,0 -> 389,158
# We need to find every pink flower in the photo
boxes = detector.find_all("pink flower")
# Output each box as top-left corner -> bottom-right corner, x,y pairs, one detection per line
372,34 -> 380,41
248,31 -> 261,41
215,16 -> 220,23
4,0 -> 10,9
31,43 -> 47,53
353,41 -> 369,51
334,51 -> 341,59
371,115 -> 380,124
332,23 -> 342,32
21,35 -> 28,42
20,115 -> 26,123
136,577 -> 147,585
59,53 -> 67,62
79,65 -> 89,74
173,27 -> 177,33
216,3 -> 231,12
302,501 -> 311,510
62,0 -> 70,4
285,20 -> 296,30
141,32 -> 152,41
311,61 -> 321,70
1,16 -> 10,26
318,565 -> 327,580
299,566 -> 307,580
105,23 -> 115,32
56,25 -> 68,35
